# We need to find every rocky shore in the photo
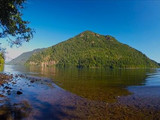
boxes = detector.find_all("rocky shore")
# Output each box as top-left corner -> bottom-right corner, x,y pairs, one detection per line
0,72 -> 54,120
0,73 -> 52,97
0,73 -> 13,85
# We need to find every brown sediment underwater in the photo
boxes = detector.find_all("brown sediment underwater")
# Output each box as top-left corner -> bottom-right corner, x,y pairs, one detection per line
0,66 -> 160,119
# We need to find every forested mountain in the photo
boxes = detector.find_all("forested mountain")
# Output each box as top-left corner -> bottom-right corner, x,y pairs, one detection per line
25,31 -> 159,68
8,48 -> 44,65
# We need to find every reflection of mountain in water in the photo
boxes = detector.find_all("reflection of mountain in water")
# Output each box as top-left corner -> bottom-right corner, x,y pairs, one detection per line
0,65 -> 4,72
18,65 -> 156,102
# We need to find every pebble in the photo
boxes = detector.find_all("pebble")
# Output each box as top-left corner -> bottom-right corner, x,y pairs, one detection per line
17,91 -> 23,95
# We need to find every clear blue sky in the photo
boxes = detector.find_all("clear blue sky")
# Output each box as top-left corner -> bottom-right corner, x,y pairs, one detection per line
5,0 -> 160,62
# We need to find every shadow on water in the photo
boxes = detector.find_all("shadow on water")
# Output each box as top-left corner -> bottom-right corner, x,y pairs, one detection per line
31,96 -> 79,120
0,96 -> 78,120
0,100 -> 31,120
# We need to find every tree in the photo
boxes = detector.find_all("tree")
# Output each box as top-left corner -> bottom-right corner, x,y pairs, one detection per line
0,0 -> 33,47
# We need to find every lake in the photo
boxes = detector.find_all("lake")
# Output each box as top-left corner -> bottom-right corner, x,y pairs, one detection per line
0,65 -> 160,119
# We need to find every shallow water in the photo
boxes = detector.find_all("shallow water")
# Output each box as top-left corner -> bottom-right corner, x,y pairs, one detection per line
0,65 -> 160,119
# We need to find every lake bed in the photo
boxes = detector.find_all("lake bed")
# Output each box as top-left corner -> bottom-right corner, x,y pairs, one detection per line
0,65 -> 160,120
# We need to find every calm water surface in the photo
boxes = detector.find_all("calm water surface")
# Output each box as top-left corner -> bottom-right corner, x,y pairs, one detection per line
0,65 -> 160,119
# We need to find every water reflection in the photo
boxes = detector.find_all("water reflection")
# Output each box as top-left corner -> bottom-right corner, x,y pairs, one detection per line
1,65 -> 160,119
0,65 -> 4,72
4,65 -> 156,102
41,68 -> 156,102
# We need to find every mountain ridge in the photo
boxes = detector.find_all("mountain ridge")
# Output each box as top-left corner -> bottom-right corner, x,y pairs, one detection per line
7,48 -> 45,65
25,31 -> 159,68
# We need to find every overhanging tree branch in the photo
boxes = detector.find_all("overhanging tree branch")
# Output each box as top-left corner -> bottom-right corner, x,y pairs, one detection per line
0,0 -> 34,47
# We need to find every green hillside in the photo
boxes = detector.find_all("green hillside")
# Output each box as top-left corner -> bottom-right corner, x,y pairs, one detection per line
8,48 -> 45,65
26,31 -> 159,68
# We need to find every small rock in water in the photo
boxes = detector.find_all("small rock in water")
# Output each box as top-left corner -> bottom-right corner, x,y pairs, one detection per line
30,80 -> 34,83
7,90 -> 11,95
12,81 -> 16,84
17,91 -> 23,95
15,75 -> 18,78
4,86 -> 11,89
20,74 -> 25,77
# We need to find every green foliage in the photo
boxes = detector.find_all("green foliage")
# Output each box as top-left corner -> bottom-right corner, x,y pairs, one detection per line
0,0 -> 33,46
0,53 -> 4,65
26,31 -> 159,68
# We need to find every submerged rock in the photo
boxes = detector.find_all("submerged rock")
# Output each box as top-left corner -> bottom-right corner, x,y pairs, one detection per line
7,90 -> 11,95
17,91 -> 23,95
4,86 -> 12,89
30,80 -> 34,83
